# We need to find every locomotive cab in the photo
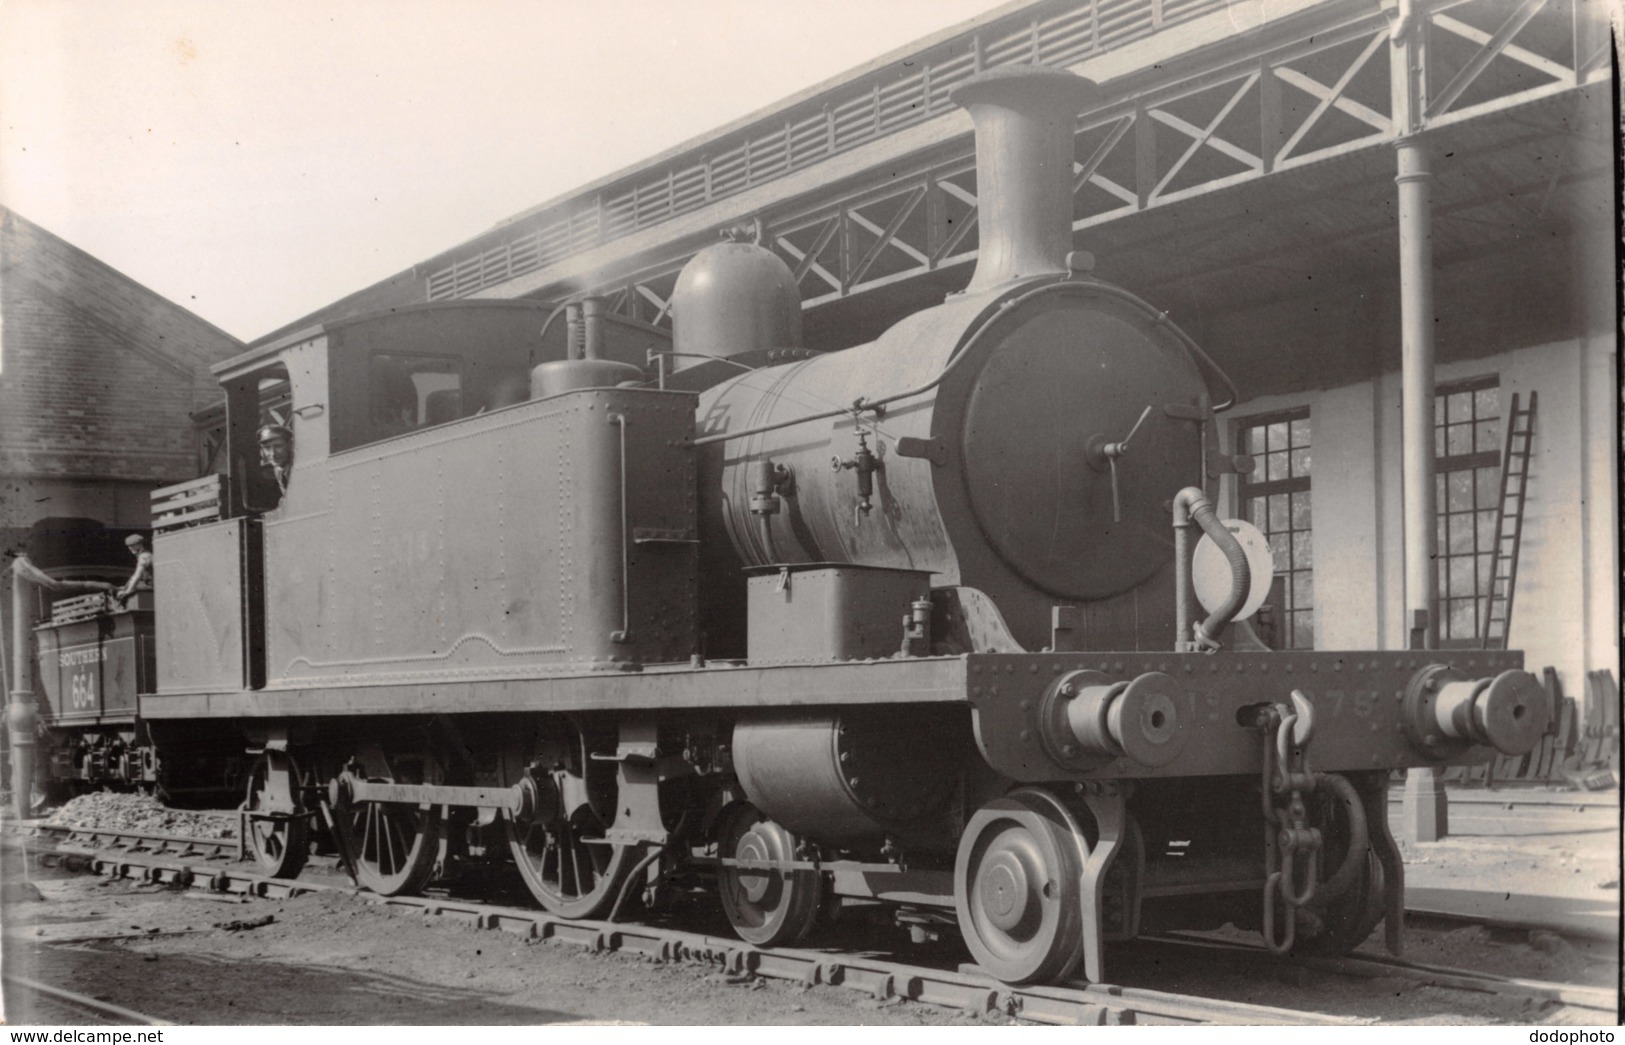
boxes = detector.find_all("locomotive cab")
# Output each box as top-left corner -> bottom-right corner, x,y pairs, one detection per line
150,301 -> 698,707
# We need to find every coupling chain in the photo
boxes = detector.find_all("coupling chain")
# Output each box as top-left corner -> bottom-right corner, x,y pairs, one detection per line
1256,690 -> 1322,955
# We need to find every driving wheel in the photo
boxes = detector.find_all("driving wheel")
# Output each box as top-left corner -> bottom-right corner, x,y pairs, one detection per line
508,802 -> 637,918
332,770 -> 441,897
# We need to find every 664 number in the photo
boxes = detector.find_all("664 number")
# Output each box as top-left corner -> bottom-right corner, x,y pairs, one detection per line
70,668 -> 98,709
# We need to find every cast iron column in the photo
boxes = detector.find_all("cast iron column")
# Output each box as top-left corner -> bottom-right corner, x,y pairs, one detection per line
1389,6 -> 1449,842
8,563 -> 38,820
1394,136 -> 1448,842
1396,139 -> 1438,653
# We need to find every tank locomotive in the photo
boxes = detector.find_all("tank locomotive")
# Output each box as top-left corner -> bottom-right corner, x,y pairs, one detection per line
13,67 -> 1551,986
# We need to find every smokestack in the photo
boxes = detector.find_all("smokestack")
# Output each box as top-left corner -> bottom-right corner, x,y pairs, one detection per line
950,67 -> 1097,294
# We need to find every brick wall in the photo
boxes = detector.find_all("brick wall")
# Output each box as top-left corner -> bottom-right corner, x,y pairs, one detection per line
0,288 -> 201,482
0,209 -> 241,508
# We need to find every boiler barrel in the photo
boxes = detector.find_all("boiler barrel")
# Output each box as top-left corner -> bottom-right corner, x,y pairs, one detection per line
696,279 -> 1211,649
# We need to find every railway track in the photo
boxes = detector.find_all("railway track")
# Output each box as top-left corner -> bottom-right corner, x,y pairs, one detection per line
0,975 -> 171,1027
6,820 -> 1615,1024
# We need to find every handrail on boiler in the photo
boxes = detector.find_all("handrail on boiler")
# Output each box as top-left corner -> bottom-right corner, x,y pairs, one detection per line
686,277 -> 1238,450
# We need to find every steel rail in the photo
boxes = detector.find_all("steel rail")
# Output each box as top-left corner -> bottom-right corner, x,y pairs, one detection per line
1142,932 -> 1619,1017
18,820 -> 241,861
14,824 -> 1613,1023
2,974 -> 172,1026
8,824 -> 1355,1026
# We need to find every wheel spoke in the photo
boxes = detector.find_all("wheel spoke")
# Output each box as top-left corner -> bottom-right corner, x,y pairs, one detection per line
383,812 -> 399,875
360,805 -> 375,863
245,756 -> 309,880
567,831 -> 584,899
339,794 -> 438,898
505,793 -> 636,919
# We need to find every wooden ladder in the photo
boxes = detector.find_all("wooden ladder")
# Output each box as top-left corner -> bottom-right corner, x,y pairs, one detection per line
1480,391 -> 1536,650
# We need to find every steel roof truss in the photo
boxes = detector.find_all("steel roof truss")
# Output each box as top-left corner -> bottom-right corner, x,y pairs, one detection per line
1427,0 -> 1560,120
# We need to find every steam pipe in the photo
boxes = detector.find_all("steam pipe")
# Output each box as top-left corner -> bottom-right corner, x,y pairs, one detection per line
686,276 -> 1238,450
686,277 -> 1054,448
565,302 -> 585,360
1171,488 -> 1250,651
582,297 -> 606,360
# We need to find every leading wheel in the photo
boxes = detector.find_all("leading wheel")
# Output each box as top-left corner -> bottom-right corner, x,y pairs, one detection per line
954,788 -> 1089,985
245,755 -> 309,879
716,803 -> 821,946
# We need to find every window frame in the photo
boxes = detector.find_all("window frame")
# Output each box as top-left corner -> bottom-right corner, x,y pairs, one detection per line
1433,375 -> 1501,648
330,349 -> 467,453
1234,405 -> 1313,650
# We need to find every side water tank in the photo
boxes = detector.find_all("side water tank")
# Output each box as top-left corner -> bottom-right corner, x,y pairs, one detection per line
671,238 -> 802,371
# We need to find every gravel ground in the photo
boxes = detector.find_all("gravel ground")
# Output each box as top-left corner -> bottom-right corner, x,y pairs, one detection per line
2,874 -> 1000,1026
43,792 -> 237,840
4,790 -> 1616,1026
2,850 -> 1616,1026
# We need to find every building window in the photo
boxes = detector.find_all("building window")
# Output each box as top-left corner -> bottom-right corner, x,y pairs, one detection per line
1435,376 -> 1500,646
1236,408 -> 1313,649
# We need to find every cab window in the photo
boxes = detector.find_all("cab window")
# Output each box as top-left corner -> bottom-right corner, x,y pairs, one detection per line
368,353 -> 462,440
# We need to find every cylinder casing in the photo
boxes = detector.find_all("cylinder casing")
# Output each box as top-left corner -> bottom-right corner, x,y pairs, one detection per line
731,707 -> 965,849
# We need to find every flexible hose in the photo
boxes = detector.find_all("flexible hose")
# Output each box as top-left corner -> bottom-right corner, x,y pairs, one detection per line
1171,488 -> 1250,649
1190,497 -> 1249,645
607,846 -> 664,924
606,810 -> 690,923
1312,772 -> 1370,902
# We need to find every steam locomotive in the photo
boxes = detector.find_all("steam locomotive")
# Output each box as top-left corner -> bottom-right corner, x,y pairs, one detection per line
13,67 -> 1550,985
